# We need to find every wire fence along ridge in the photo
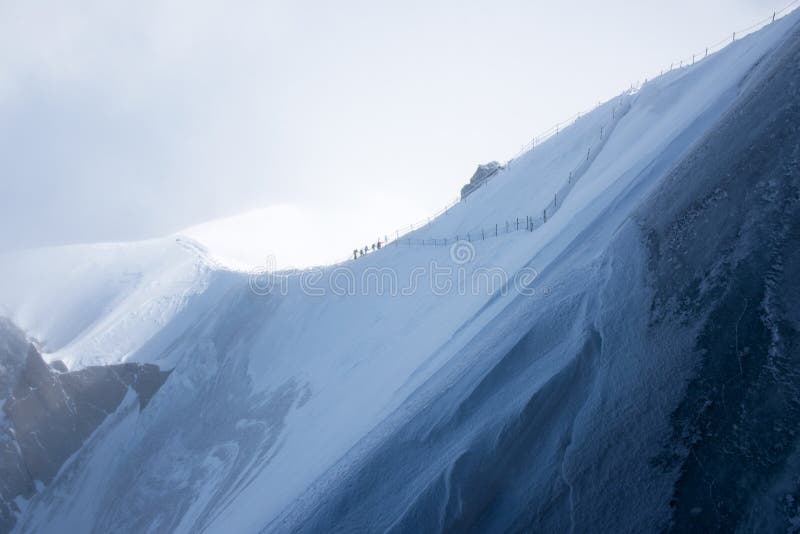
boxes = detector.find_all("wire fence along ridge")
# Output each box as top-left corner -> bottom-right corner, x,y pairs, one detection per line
344,1 -> 800,262
639,0 -> 800,86
392,95 -> 633,249
374,90 -> 631,256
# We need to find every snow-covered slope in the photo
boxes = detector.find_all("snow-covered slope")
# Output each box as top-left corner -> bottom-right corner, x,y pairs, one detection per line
0,237 -> 217,369
4,9 -> 800,533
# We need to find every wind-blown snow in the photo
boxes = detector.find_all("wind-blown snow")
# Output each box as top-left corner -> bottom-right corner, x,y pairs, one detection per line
2,9 -> 799,533
0,237 -> 214,369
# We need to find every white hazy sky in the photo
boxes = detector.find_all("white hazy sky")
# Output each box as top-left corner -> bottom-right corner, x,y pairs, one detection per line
0,0 -> 792,266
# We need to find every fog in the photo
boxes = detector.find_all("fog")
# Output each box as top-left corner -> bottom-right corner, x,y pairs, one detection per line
0,0 -> 788,258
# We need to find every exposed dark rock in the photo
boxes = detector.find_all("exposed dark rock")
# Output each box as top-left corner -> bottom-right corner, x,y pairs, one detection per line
0,318 -> 171,533
0,318 -> 29,401
641,21 -> 800,532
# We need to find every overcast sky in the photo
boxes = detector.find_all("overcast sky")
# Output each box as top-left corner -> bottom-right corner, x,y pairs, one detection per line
0,0 -> 792,262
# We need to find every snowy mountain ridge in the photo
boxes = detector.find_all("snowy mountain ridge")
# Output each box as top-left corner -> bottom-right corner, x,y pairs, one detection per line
0,9 -> 799,532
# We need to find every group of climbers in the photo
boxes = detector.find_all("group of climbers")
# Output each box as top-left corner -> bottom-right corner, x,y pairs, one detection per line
353,239 -> 382,260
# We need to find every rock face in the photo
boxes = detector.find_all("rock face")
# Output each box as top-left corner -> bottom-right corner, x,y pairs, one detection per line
0,318 -> 31,534
0,318 -> 170,533
0,318 -> 28,403
460,161 -> 503,200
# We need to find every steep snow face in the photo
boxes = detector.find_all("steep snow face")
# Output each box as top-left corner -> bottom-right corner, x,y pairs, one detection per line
269,22 -> 800,530
409,10 -> 796,246
6,10 -> 800,534
0,237 -> 215,369
265,17 -> 800,532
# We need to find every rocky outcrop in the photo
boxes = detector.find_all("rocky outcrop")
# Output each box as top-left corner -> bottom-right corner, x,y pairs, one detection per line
0,318 -> 28,401
460,161 -> 503,200
0,318 -> 170,533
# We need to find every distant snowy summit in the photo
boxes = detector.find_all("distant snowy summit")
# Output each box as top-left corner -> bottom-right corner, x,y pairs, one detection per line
460,161 -> 504,200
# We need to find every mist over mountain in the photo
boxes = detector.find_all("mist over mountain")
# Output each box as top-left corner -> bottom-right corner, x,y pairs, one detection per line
1,7 -> 799,533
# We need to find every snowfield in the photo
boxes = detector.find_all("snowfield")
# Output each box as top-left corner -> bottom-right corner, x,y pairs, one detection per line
0,238 -> 216,369
2,9 -> 800,533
